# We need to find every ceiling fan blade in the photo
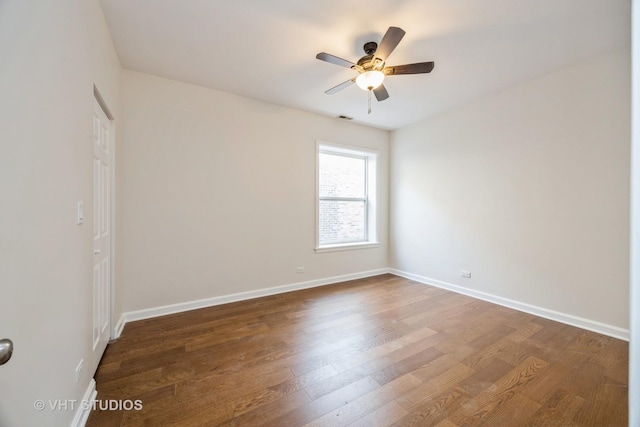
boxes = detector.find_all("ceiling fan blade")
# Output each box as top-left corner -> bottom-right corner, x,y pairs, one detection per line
316,52 -> 356,69
374,27 -> 406,61
373,84 -> 389,101
325,78 -> 355,95
385,62 -> 435,75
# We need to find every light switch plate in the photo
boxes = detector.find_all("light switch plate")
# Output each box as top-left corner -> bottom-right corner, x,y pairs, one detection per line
77,202 -> 84,225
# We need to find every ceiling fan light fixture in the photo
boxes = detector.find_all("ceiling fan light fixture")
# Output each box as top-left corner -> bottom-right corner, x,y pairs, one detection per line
356,70 -> 385,91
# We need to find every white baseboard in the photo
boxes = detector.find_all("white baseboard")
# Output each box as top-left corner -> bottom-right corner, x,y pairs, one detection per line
113,314 -> 125,339
114,267 -> 628,342
70,378 -> 97,427
121,269 -> 390,325
390,269 -> 629,341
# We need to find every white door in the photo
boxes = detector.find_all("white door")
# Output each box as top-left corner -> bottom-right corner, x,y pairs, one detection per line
92,98 -> 111,364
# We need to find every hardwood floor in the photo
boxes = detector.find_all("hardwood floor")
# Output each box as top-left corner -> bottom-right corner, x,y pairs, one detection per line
87,274 -> 628,426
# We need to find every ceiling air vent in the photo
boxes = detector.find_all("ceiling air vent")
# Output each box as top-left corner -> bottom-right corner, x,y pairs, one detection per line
337,115 -> 353,120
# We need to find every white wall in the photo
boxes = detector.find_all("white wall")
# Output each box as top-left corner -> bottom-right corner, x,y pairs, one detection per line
390,49 -> 630,333
120,70 -> 389,313
0,0 -> 121,426
630,0 -> 639,424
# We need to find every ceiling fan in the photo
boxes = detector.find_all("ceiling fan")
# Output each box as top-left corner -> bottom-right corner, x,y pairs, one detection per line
316,26 -> 434,114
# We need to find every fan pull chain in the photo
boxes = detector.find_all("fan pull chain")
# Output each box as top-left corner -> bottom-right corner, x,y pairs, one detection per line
368,90 -> 372,114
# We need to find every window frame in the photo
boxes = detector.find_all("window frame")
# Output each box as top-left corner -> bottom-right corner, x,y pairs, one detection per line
315,141 -> 379,253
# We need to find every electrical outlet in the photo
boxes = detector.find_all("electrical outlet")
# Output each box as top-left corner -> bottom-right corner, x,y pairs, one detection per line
460,270 -> 471,278
295,267 -> 305,273
75,359 -> 84,383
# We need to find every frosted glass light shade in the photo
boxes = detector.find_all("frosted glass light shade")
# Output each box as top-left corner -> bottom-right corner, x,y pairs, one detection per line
356,70 -> 385,90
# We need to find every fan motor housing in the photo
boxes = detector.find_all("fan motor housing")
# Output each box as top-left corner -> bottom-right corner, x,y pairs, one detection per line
358,42 -> 386,71
357,54 -> 374,67
357,54 -> 385,72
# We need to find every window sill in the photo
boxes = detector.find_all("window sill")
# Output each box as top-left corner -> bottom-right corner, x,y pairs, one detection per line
315,242 -> 380,253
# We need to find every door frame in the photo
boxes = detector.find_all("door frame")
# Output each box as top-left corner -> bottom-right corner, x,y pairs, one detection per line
93,86 -> 117,341
630,0 -> 639,424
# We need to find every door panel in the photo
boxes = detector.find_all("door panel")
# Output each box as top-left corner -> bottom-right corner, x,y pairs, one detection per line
93,158 -> 100,241
93,263 -> 101,349
92,99 -> 111,365
101,256 -> 110,334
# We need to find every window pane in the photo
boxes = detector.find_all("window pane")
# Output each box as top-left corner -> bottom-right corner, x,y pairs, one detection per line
319,200 -> 366,244
319,153 -> 365,198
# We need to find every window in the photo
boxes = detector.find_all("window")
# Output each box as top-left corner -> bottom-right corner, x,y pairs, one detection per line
316,142 -> 378,252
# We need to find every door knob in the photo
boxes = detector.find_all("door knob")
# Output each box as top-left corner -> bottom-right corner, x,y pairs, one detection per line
94,249 -> 101,255
0,339 -> 13,365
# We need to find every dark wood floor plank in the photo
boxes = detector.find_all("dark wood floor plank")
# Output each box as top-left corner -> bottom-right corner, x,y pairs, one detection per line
330,325 -> 438,373
370,346 -> 443,386
395,362 -> 475,411
570,383 -> 628,426
520,361 -> 576,405
391,385 -> 472,427
304,373 -> 422,427
449,356 -> 549,425
262,376 -> 381,427
476,392 -> 541,427
86,274 -> 628,427
346,400 -> 408,427
217,388 -> 312,427
525,389 -> 585,427
302,333 -> 446,401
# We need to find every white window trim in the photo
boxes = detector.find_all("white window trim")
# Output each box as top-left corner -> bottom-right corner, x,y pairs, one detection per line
315,242 -> 381,253
315,141 -> 379,253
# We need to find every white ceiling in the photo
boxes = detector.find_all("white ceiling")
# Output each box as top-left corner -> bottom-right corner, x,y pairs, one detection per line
99,0 -> 630,130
